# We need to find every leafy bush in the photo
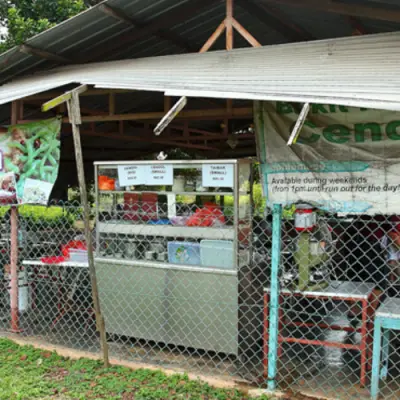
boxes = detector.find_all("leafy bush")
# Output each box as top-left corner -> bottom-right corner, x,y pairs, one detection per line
0,205 -> 76,229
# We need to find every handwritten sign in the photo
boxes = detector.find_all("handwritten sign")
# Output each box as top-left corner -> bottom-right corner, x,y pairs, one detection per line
146,164 -> 173,185
118,165 -> 145,186
202,164 -> 234,188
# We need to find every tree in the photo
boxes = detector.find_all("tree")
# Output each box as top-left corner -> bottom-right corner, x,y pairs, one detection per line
0,0 -> 102,54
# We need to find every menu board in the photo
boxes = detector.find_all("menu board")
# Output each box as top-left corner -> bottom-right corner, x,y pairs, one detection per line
202,164 -> 234,188
117,165 -> 146,186
118,164 -> 173,186
146,164 -> 173,185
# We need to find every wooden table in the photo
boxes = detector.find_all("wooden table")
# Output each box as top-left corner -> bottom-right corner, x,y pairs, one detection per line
263,281 -> 379,387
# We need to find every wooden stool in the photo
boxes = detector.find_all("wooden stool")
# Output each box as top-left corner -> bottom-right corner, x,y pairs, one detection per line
371,298 -> 400,400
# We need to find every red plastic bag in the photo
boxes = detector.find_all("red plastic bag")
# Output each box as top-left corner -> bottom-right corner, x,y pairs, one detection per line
98,176 -> 115,191
41,256 -> 66,264
186,203 -> 225,227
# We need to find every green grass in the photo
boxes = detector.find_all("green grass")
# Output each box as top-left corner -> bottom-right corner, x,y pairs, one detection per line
0,338 -> 270,400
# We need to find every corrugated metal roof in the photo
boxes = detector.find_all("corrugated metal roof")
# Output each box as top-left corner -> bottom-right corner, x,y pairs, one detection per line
2,32 -> 400,110
1,0 -> 400,86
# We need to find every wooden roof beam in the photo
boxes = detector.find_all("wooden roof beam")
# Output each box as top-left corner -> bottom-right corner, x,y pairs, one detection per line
263,0 -> 400,23
70,107 -> 252,123
81,130 -> 219,152
19,44 -> 72,64
84,0 -> 217,62
348,16 -> 368,35
98,4 -> 197,52
17,107 -> 253,124
236,0 -> 314,42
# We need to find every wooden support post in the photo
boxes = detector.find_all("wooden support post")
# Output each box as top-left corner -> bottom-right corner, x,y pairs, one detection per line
223,118 -> 229,136
18,101 -> 24,121
109,93 -> 115,116
10,101 -> 21,333
200,21 -> 226,53
226,0 -> 234,50
67,90 -> 110,368
44,85 -> 110,368
227,100 -> 233,115
164,96 -> 171,112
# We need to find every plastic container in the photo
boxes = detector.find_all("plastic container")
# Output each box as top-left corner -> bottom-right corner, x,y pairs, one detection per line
170,216 -> 189,226
294,204 -> 316,232
7,271 -> 30,312
69,249 -> 88,262
168,242 -> 201,265
200,240 -> 234,269
147,219 -> 171,225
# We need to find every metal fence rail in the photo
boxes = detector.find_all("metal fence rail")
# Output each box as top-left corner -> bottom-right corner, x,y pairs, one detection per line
0,201 -> 400,399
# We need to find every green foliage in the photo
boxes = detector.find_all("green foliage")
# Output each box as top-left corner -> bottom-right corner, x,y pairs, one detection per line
0,204 -> 76,229
0,338 -> 270,400
20,204 -> 76,229
0,0 -> 91,53
68,184 -> 95,206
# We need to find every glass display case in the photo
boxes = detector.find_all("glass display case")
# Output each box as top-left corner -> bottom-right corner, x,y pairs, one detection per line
93,159 -> 253,355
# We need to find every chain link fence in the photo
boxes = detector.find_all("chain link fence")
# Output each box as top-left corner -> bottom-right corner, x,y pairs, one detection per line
0,200 -> 400,399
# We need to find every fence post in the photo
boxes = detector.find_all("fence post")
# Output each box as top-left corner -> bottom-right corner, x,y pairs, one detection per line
67,90 -> 110,367
10,206 -> 20,332
267,203 -> 282,391
10,100 -> 21,333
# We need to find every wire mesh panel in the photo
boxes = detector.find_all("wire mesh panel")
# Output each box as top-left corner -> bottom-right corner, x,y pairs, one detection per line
1,196 -> 400,399
0,201 -> 99,353
268,210 -> 400,399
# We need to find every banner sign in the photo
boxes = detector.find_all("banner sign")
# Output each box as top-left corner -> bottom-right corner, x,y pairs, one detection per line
0,118 -> 61,205
254,101 -> 400,214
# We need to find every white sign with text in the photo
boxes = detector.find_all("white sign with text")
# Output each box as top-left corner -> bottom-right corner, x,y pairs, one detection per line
146,164 -> 173,186
117,165 -> 146,186
202,164 -> 234,188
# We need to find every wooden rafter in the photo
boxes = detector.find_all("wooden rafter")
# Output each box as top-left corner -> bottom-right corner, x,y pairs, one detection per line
84,0 -> 217,62
19,44 -> 72,64
26,89 -> 133,100
17,106 -> 253,125
81,130 -> 219,152
263,0 -> 400,23
236,0 -> 314,42
99,4 -> 197,52
348,16 -> 368,35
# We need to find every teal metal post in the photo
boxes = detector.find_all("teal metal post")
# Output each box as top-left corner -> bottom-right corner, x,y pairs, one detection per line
267,204 -> 282,391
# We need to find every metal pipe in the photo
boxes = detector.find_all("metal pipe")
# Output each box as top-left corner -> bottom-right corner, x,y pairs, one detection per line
10,206 -> 20,332
233,162 -> 239,271
267,204 -> 282,391
10,100 -> 21,333
94,258 -> 238,276
94,164 -> 100,258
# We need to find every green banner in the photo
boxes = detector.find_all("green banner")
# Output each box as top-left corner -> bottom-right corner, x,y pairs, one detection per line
0,118 -> 61,205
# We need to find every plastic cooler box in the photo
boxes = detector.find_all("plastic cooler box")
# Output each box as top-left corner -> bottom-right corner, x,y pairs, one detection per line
167,242 -> 201,266
200,240 -> 234,269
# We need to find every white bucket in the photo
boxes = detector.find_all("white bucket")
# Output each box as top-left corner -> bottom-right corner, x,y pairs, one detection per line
7,271 -> 30,312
